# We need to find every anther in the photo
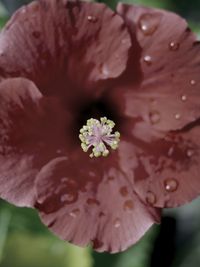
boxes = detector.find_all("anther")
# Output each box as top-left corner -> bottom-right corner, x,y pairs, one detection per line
79,117 -> 120,158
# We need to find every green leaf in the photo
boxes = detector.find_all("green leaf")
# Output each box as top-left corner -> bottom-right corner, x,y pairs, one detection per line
64,244 -> 93,267
0,210 -> 11,263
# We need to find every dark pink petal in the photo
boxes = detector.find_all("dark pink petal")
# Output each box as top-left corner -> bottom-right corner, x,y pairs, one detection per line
116,4 -> 200,132
108,4 -> 200,208
35,145 -> 160,253
0,78 -> 71,207
0,0 -> 131,97
126,123 -> 200,208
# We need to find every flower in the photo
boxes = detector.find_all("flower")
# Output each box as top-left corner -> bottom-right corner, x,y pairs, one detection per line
0,0 -> 200,253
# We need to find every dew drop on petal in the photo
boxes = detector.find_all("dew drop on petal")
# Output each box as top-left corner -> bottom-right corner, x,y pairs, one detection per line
146,191 -> 156,205
187,149 -> 194,157
181,95 -> 187,101
164,178 -> 179,192
61,177 -> 68,183
123,200 -> 134,211
149,111 -> 161,124
60,193 -> 75,202
114,218 -> 121,228
87,198 -> 100,206
100,64 -> 110,78
89,171 -> 96,178
139,13 -> 159,35
119,186 -> 128,197
21,7 -> 26,14
121,39 -> 129,45
87,15 -> 98,23
190,79 -> 196,85
69,208 -> 80,218
175,113 -> 181,120
168,146 -> 174,157
169,42 -> 180,51
143,55 -> 152,65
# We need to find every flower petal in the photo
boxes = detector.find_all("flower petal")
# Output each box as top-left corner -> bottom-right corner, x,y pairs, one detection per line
116,4 -> 200,132
0,78 -> 71,207
35,154 -> 160,253
135,123 -> 200,207
115,116 -> 200,208
0,0 -> 131,96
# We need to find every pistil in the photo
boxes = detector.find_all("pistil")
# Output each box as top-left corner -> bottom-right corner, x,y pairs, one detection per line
79,117 -> 120,158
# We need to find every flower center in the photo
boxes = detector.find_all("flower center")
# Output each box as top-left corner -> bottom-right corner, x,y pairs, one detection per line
79,117 -> 120,158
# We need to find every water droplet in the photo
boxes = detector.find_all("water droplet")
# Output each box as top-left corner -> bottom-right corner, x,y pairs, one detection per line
60,193 -> 75,202
168,146 -> 174,157
89,171 -> 96,178
139,13 -> 159,35
69,208 -> 80,218
190,79 -> 196,85
21,7 -> 26,14
123,200 -> 134,211
143,55 -> 152,65
181,95 -> 187,101
121,39 -> 128,44
87,15 -> 97,23
169,42 -> 180,51
87,198 -> 100,206
32,31 -> 41,39
164,178 -> 178,192
61,177 -> 68,183
146,191 -> 156,205
149,111 -> 161,124
175,113 -> 181,120
119,186 -> 128,197
114,218 -> 121,228
100,64 -> 110,78
187,149 -> 194,157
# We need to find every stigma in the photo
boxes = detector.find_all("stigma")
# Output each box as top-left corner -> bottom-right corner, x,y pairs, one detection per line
79,117 -> 120,158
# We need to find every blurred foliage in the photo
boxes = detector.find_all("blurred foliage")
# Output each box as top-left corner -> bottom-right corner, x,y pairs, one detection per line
168,0 -> 200,22
0,200 -> 93,267
93,226 -> 158,267
0,199 -> 158,267
98,0 -> 170,10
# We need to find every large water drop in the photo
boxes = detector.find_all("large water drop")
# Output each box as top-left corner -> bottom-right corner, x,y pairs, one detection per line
69,208 -> 80,218
149,111 -> 161,124
123,200 -> 134,211
114,218 -> 121,228
119,186 -> 128,197
164,178 -> 178,192
143,55 -> 152,65
169,42 -> 180,51
87,15 -> 98,23
146,191 -> 156,205
139,13 -> 160,35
